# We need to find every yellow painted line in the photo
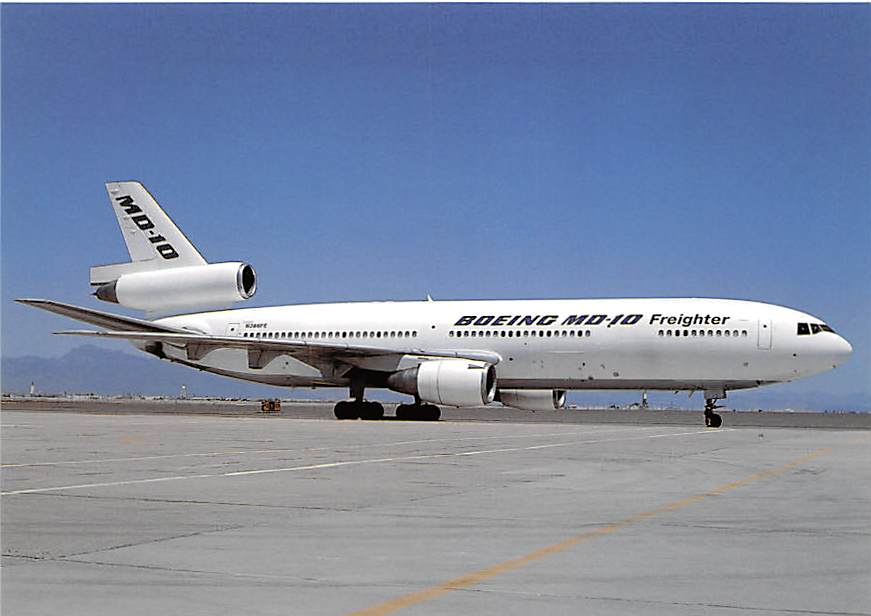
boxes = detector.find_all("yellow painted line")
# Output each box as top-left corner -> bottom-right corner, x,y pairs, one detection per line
348,446 -> 834,616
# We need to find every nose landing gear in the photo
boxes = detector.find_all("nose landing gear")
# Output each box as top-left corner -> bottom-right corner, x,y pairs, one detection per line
704,398 -> 723,428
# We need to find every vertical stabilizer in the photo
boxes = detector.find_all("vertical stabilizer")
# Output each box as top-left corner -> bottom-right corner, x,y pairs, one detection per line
91,181 -> 207,284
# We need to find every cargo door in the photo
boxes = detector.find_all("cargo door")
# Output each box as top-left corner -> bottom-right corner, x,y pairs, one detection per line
757,320 -> 772,350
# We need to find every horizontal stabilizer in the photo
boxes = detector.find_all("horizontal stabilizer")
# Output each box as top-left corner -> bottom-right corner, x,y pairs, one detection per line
15,299 -> 184,333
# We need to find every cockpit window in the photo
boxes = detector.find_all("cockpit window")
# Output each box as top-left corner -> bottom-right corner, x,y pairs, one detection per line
798,322 -> 835,335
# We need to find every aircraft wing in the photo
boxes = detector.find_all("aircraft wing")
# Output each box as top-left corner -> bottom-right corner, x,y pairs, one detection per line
54,329 -> 501,369
18,297 -> 501,370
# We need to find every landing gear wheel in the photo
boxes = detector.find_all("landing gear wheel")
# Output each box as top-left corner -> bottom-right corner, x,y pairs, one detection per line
421,404 -> 441,421
359,401 -> 384,421
395,404 -> 411,420
334,400 -> 358,420
395,403 -> 441,421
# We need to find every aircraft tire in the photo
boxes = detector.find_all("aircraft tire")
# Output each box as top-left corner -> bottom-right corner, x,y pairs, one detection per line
334,401 -> 358,420
709,412 -> 723,428
360,401 -> 384,421
395,404 -> 439,421
421,404 -> 441,421
395,404 -> 411,420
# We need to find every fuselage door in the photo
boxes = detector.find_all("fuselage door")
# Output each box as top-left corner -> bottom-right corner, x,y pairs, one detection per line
226,322 -> 240,336
757,320 -> 772,350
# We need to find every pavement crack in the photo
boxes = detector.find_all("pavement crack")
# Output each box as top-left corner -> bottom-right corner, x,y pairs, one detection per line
60,524 -> 247,559
463,588 -> 871,615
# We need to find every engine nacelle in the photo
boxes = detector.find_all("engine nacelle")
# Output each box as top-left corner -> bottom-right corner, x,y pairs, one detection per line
387,359 -> 497,407
95,262 -> 256,312
498,389 -> 566,412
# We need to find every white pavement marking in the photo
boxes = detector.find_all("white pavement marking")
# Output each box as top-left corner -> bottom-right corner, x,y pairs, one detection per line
0,427 -> 651,468
1,429 -> 728,495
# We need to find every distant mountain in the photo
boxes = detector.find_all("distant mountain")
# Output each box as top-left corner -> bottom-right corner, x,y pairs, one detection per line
2,345 -> 868,411
1,345 -> 288,398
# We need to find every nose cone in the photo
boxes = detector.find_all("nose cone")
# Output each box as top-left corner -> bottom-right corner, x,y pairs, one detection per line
833,335 -> 853,366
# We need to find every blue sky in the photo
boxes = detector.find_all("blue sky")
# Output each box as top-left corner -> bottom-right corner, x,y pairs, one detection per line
2,4 -> 869,406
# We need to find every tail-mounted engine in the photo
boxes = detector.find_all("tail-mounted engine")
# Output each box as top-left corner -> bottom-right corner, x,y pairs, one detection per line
94,262 -> 256,313
88,181 -> 257,314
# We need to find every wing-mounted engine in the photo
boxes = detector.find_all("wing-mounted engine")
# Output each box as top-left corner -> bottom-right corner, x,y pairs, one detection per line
386,359 -> 497,407
497,389 -> 566,411
94,262 -> 256,313
89,181 -> 256,314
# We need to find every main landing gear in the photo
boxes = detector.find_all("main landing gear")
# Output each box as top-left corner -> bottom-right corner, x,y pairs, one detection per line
333,400 -> 441,421
395,403 -> 441,421
334,377 -> 384,420
334,399 -> 384,420
333,379 -> 441,421
704,398 -> 723,428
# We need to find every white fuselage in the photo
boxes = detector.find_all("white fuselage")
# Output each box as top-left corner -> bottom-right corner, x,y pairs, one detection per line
152,298 -> 852,396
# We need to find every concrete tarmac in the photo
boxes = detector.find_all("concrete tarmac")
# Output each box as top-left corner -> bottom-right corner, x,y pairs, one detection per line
2,409 -> 870,615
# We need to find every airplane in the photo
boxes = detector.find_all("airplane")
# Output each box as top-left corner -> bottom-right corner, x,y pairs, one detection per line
18,181 -> 853,426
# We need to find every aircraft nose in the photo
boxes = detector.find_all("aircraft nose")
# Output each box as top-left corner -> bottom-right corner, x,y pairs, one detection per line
836,335 -> 853,362
829,334 -> 853,367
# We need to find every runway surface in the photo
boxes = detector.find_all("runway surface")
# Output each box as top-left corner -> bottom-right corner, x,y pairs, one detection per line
2,409 -> 870,615
4,397 -> 870,428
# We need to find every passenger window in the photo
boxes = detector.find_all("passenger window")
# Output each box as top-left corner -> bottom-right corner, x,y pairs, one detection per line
412,331 -> 417,337
716,330 -> 722,336
742,330 -> 748,336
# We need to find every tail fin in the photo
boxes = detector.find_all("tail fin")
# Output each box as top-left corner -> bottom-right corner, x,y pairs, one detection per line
90,181 -> 207,284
